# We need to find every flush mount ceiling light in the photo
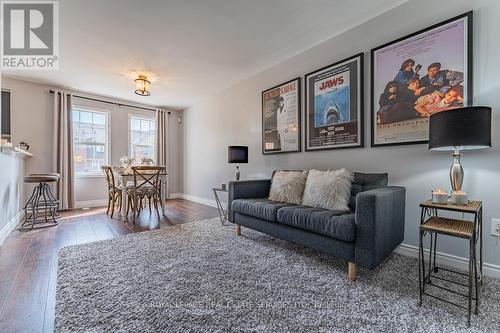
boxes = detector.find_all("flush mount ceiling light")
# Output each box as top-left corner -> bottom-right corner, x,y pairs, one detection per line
134,75 -> 151,96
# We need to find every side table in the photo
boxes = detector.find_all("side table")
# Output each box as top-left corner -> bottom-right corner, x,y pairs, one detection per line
212,187 -> 229,225
418,199 -> 482,327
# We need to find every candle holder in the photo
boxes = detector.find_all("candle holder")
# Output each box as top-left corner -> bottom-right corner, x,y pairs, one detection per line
432,190 -> 448,204
450,191 -> 468,205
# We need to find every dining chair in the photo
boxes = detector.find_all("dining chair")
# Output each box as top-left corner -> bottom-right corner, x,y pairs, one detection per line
126,166 -> 165,223
101,166 -> 122,218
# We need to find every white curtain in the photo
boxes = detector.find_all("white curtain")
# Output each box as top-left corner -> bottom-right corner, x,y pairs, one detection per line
155,109 -> 169,197
53,90 -> 75,209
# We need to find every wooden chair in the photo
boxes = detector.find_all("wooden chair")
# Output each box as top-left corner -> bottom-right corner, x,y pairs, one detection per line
126,166 -> 165,223
101,166 -> 122,218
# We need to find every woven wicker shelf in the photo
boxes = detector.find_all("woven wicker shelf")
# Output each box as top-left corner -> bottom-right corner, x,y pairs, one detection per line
420,216 -> 474,239
420,199 -> 482,214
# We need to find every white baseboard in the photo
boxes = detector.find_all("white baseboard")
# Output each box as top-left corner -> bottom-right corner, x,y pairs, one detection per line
0,211 -> 24,246
179,193 -> 227,209
169,193 -> 184,199
396,243 -> 500,279
75,199 -> 108,209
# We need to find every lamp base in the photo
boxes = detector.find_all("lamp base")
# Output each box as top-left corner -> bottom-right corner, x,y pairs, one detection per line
235,164 -> 240,181
450,149 -> 464,192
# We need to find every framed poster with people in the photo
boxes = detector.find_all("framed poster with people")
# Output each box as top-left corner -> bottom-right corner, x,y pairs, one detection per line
305,53 -> 364,151
262,77 -> 301,154
371,11 -> 473,147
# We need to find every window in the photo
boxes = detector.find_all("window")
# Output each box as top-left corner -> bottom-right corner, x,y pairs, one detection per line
72,108 -> 109,175
129,115 -> 155,164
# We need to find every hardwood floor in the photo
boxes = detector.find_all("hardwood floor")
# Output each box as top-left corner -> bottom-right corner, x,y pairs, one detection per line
0,199 -> 218,333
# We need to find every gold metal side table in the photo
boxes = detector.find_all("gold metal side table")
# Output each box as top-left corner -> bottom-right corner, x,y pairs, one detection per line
418,200 -> 483,327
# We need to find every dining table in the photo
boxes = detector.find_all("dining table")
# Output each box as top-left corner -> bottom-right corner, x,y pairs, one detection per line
112,167 -> 168,221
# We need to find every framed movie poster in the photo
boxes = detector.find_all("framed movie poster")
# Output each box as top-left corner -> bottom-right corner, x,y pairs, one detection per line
371,11 -> 473,147
262,77 -> 301,154
305,53 -> 364,151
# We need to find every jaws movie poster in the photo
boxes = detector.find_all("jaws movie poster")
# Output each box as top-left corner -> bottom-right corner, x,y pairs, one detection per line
305,54 -> 363,150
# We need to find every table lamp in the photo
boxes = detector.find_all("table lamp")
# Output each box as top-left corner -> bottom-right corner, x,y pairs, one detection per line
228,146 -> 248,181
429,106 -> 491,193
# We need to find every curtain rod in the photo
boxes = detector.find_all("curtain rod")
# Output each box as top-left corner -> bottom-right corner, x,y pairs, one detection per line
49,90 -> 170,114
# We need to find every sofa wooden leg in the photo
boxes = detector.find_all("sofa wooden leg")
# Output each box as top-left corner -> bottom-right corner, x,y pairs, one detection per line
236,225 -> 241,236
348,262 -> 356,281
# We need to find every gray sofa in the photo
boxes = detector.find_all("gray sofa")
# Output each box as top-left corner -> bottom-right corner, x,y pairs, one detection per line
228,172 -> 406,280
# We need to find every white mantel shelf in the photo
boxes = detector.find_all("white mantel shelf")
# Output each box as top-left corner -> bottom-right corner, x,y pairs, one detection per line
0,146 -> 33,158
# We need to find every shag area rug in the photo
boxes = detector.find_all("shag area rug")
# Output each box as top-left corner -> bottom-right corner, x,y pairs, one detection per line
56,218 -> 500,332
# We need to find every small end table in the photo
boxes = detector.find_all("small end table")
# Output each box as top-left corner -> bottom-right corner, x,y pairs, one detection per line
418,199 -> 483,327
212,187 -> 229,225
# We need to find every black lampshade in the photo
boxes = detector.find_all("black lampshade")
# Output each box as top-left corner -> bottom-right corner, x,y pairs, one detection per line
228,146 -> 248,163
429,106 -> 492,151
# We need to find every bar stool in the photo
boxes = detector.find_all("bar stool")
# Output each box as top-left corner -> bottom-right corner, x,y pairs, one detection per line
20,174 -> 60,230
28,173 -> 61,217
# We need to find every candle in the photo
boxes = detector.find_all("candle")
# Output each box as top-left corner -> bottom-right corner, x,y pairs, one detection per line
451,191 -> 468,205
432,189 -> 448,204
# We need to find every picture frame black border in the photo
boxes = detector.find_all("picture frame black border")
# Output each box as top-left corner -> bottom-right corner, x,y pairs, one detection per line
370,11 -> 473,148
1,89 -> 12,141
261,77 -> 302,155
304,52 -> 365,152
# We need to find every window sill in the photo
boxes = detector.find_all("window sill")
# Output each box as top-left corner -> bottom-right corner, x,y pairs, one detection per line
75,173 -> 104,179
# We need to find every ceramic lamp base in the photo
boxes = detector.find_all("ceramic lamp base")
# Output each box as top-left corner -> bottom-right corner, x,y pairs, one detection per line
450,150 -> 464,192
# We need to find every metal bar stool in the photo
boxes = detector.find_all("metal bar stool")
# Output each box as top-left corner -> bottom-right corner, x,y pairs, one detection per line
29,173 -> 61,218
20,174 -> 60,230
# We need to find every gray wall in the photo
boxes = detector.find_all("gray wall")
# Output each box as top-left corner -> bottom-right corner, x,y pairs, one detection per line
183,0 -> 500,266
0,77 -> 52,243
2,78 -> 53,174
2,77 -> 184,207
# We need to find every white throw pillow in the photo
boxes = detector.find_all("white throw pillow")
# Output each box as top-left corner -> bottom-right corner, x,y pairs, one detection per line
268,170 -> 308,205
302,169 -> 353,211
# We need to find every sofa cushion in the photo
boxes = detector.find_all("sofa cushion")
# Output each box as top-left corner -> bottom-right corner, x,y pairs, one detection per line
231,198 -> 293,222
276,206 -> 355,242
349,172 -> 388,210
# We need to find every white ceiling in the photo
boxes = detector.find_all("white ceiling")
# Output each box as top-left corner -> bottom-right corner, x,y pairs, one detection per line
2,0 -> 407,109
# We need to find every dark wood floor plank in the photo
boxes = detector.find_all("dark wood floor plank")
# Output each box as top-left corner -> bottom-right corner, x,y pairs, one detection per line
0,199 -> 217,333
43,214 -> 81,333
0,236 -> 33,311
87,216 -> 119,242
0,224 -> 57,333
105,218 -> 133,236
71,215 -> 101,245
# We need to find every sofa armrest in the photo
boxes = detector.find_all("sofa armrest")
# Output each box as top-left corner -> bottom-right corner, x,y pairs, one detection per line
228,179 -> 271,222
354,186 -> 406,269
